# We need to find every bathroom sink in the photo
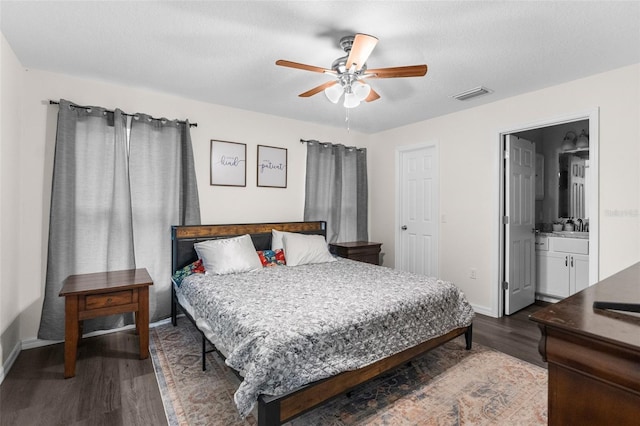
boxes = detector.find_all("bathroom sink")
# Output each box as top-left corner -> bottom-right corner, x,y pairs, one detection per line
552,231 -> 589,239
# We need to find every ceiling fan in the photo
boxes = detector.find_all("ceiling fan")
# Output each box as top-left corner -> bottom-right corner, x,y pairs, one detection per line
276,33 -> 428,108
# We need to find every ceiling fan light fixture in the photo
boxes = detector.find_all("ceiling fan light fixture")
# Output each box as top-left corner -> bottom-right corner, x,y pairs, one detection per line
353,83 -> 371,101
325,84 -> 343,103
343,92 -> 360,109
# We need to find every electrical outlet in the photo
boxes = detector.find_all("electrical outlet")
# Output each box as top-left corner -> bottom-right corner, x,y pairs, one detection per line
470,268 -> 477,279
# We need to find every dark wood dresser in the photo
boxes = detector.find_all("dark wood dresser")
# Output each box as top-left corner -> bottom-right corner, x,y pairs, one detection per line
329,241 -> 382,265
529,262 -> 640,425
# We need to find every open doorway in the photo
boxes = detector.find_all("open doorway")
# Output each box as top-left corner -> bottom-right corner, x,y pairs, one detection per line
497,110 -> 600,316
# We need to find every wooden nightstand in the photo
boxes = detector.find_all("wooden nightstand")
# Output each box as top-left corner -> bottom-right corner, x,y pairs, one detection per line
59,268 -> 153,378
329,241 -> 382,265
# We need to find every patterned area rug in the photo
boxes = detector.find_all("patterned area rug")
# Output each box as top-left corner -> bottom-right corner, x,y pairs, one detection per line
150,319 -> 547,425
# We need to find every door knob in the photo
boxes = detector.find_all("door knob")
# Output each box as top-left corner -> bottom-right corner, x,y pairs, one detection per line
401,225 -> 407,230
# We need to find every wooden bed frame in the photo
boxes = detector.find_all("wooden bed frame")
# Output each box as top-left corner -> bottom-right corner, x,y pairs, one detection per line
171,221 -> 473,426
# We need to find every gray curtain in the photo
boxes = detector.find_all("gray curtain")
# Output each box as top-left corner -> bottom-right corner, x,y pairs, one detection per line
129,114 -> 200,322
38,102 -> 200,340
303,141 -> 368,243
39,100 -> 135,340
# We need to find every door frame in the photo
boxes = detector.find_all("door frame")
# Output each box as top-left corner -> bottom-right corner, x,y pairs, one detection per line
495,109 -> 600,317
395,141 -> 439,278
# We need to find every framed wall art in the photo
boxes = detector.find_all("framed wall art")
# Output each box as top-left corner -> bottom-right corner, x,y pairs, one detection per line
257,145 -> 287,188
210,140 -> 246,186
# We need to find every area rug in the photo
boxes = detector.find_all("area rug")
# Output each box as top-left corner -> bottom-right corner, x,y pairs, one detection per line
150,319 -> 547,425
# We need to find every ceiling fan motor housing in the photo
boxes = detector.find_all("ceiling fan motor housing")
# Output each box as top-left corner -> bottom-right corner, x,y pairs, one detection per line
332,56 -> 368,74
339,35 -> 355,52
334,35 -> 368,73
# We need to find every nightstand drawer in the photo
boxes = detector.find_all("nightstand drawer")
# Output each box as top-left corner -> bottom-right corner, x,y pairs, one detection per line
85,290 -> 135,310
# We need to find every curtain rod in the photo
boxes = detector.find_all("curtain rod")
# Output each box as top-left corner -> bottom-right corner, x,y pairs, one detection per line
299,138 -> 365,151
49,100 -> 197,127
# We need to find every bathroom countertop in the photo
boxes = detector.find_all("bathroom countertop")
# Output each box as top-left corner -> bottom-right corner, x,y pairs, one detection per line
537,231 -> 589,239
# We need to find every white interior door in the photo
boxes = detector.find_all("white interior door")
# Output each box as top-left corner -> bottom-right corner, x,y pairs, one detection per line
504,135 -> 536,314
397,145 -> 438,277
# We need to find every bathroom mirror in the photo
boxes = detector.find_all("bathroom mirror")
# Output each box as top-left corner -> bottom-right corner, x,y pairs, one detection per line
558,150 -> 589,219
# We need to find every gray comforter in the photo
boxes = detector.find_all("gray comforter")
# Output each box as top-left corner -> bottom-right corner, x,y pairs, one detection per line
177,258 -> 475,417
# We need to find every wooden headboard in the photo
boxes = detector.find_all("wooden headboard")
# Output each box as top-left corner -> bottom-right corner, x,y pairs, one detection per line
171,221 -> 327,272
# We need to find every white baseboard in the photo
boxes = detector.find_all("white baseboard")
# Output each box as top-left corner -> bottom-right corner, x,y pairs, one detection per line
471,303 -> 496,317
150,317 -> 174,328
536,294 -> 561,304
21,337 -> 62,350
21,317 -> 176,351
0,340 -> 22,385
2,317 -> 181,383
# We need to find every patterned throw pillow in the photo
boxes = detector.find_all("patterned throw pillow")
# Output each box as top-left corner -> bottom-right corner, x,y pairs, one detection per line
256,249 -> 286,267
171,259 -> 205,287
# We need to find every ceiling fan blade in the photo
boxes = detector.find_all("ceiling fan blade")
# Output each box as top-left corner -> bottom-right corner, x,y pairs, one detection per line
365,88 -> 381,102
346,33 -> 378,71
276,59 -> 332,74
365,65 -> 428,78
299,80 -> 338,97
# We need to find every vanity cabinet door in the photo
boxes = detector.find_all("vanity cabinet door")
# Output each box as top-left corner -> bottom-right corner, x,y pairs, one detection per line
537,251 -> 570,298
571,254 -> 589,294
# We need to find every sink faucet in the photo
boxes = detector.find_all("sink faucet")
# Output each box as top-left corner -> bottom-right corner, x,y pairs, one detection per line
575,218 -> 583,232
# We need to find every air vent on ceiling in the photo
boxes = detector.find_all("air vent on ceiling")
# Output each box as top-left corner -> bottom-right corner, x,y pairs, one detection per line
451,86 -> 493,101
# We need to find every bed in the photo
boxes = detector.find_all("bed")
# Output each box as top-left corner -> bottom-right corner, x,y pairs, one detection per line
171,221 -> 474,426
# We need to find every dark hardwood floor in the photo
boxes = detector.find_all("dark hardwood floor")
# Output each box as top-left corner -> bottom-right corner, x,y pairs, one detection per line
0,329 -> 167,426
0,303 -> 547,425
473,302 -> 548,368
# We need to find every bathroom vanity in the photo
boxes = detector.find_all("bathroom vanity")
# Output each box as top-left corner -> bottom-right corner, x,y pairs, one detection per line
535,232 -> 589,300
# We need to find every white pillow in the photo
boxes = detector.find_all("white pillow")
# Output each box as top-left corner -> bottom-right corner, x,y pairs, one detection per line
271,229 -> 296,250
282,232 -> 336,266
194,234 -> 262,275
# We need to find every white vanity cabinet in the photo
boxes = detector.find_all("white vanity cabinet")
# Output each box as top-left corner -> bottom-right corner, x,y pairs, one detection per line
536,235 -> 589,299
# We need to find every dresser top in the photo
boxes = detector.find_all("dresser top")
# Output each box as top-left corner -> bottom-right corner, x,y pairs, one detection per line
530,262 -> 640,351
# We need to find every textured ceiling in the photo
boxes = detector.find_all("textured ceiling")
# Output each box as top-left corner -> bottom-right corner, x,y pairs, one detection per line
1,1 -> 639,134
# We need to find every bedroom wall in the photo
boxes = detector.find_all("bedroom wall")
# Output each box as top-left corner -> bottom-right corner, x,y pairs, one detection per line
3,41 -> 639,356
0,33 -> 24,373
368,64 -> 640,316
12,68 -> 366,346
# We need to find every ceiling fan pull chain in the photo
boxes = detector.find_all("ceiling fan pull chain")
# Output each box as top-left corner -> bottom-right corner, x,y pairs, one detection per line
345,108 -> 350,132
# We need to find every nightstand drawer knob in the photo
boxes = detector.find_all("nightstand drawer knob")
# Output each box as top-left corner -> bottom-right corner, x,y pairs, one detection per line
401,225 -> 407,230
85,290 -> 133,310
